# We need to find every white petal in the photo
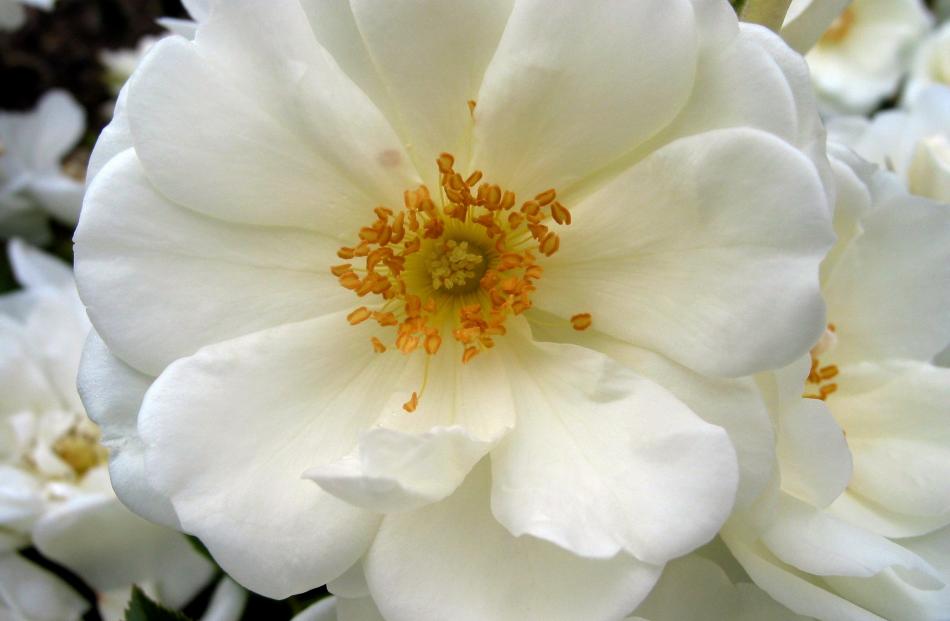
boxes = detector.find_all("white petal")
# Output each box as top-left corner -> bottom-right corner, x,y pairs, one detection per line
77,330 -> 178,528
307,425 -> 503,514
832,361 -> 950,522
759,494 -> 942,588
337,597 -> 386,621
291,598 -> 337,621
0,318 -> 59,416
777,398 -> 852,508
536,128 -> 832,378
0,465 -> 42,529
87,85 -> 131,184
364,462 -> 661,621
824,194 -> 950,365
32,494 -> 213,594
307,334 -> 517,513
138,314 -> 392,598
830,492 -> 950,540
128,6 -> 418,232
75,149 -> 352,375
649,23 -> 832,203
0,90 -> 84,171
490,328 -> 737,564
781,0 -> 852,53
181,0 -> 209,22
723,522 -> 888,621
199,579 -> 247,621
347,0 -> 514,185
6,239 -> 73,290
471,0 -> 698,196
633,554 -> 809,621
528,314 -> 772,510
0,554 -> 88,621
327,562 -> 369,599
26,174 -> 84,224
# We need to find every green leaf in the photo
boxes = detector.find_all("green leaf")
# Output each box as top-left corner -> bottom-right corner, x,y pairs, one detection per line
730,0 -> 749,13
124,586 -> 192,621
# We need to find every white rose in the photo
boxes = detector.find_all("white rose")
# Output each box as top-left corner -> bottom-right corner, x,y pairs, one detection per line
904,21 -> 950,105
0,241 -> 215,618
723,144 -> 950,621
828,85 -> 950,203
0,91 -> 85,241
804,0 -> 932,115
75,1 -> 835,618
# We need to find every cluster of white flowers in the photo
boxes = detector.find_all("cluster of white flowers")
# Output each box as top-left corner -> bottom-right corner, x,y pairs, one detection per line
1,0 -> 949,620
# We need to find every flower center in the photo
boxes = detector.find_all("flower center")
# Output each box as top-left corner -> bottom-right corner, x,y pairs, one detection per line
52,424 -> 108,478
804,323 -> 839,401
427,240 -> 486,293
333,152 -> 591,411
820,8 -> 855,46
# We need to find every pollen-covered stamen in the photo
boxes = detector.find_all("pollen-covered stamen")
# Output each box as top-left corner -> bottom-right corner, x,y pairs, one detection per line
804,323 -> 839,401
333,148 -> 593,412
51,421 -> 108,478
427,240 -> 485,291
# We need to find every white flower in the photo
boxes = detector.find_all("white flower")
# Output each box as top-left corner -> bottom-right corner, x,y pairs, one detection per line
780,0 -> 852,53
0,0 -> 54,32
722,144 -> 950,621
76,1 -> 834,617
804,0 -> 932,114
904,21 -> 950,105
0,91 -> 85,241
0,553 -> 88,621
0,241 -> 214,618
828,85 -> 950,202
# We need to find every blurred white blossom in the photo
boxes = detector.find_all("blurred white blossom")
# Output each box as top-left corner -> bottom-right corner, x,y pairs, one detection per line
905,21 -> 950,105
0,240 -> 215,619
805,0 -> 931,114
829,85 -> 950,202
722,143 -> 950,621
0,91 -> 85,241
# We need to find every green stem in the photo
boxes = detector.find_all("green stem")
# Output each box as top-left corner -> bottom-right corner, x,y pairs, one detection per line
738,0 -> 795,32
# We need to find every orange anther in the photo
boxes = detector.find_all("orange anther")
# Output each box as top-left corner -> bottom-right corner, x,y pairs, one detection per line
339,273 -> 362,290
571,313 -> 593,331
819,383 -> 838,397
466,170 -> 483,186
507,212 -> 524,228
359,227 -> 380,243
819,365 -> 839,380
535,189 -> 557,206
424,332 -> 443,355
437,153 -> 455,174
550,201 -> 572,225
500,191 -> 516,211
373,311 -> 398,326
347,307 -> 372,325
539,232 -> 560,256
521,200 -> 541,216
403,392 -> 419,413
337,247 -> 356,260
330,264 -> 353,277
371,337 -> 387,353
462,346 -> 479,364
